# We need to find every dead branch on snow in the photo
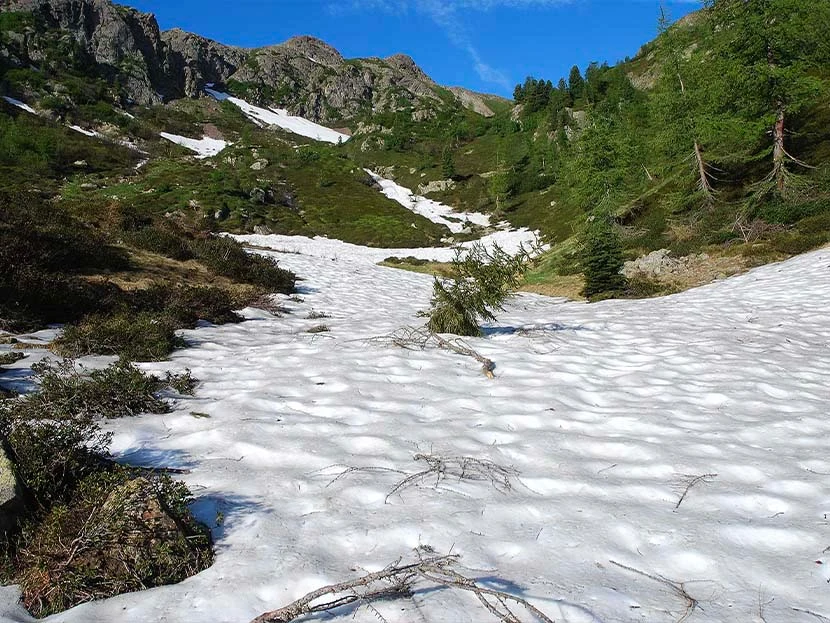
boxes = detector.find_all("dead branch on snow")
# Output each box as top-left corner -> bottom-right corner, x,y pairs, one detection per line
369,326 -> 496,378
610,560 -> 701,623
321,453 -> 523,503
674,473 -> 718,509
250,552 -> 556,623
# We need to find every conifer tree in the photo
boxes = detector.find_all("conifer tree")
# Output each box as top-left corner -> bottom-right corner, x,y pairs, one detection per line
581,210 -> 627,298
441,148 -> 456,179
709,0 -> 829,196
568,65 -> 585,103
652,3 -> 717,206
427,242 -> 535,336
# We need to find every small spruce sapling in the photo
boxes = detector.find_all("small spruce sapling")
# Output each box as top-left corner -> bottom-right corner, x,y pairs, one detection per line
426,241 -> 538,337
441,149 -> 456,180
581,211 -> 627,298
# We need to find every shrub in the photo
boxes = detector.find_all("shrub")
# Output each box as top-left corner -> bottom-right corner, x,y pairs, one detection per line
770,231 -> 829,256
796,212 -> 830,235
121,227 -> 194,261
0,356 -> 212,618
11,469 -> 213,618
0,193 -> 129,273
22,359 -> 179,421
131,284 -> 243,328
426,242 -> 536,336
53,312 -> 183,361
0,266 -> 123,332
190,236 -> 295,292
0,194 -> 130,330
581,213 -> 627,298
0,352 -> 24,367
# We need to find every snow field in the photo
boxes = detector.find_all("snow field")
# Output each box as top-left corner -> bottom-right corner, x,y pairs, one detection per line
205,88 -> 350,144
4,242 -> 826,623
236,227 -> 540,265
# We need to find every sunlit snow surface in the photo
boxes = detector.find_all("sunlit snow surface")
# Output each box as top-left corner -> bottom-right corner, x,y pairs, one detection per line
205,87 -> 350,144
160,132 -> 231,158
3,241 -> 828,623
367,170 -> 491,233
2,96 -> 37,115
68,125 -> 102,138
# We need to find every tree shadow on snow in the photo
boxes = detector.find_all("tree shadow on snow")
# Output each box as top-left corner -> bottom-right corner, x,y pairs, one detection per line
482,322 -> 589,337
113,446 -> 271,547
294,284 -> 319,295
0,366 -> 38,394
189,493 -> 271,546
114,446 -> 199,472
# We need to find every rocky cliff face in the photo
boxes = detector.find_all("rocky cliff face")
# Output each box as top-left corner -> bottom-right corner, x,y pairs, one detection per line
3,0 -> 174,103
1,0 -> 492,123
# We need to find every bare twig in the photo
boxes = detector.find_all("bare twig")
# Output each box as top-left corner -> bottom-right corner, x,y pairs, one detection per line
758,588 -> 773,623
793,607 -> 830,622
251,552 -> 555,623
674,473 -> 718,509
369,326 -> 496,378
322,453 -> 522,503
610,560 -> 701,622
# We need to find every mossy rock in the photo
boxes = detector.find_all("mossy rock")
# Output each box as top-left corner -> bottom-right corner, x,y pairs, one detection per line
13,472 -> 213,618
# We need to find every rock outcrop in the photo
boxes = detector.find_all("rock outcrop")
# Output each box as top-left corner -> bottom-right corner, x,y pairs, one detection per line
623,249 -> 710,279
0,442 -> 22,535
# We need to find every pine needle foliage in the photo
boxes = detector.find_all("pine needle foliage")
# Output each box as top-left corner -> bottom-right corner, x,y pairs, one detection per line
581,212 -> 627,298
426,242 -> 536,337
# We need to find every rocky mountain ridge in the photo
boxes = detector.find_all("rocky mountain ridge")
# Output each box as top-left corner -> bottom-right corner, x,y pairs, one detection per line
0,0 -> 504,122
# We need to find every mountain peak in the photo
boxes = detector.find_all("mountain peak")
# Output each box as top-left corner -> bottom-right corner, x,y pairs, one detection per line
275,35 -> 344,66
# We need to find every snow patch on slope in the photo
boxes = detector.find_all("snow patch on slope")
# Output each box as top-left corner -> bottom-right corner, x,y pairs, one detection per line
160,132 -> 230,158
205,87 -> 349,144
367,170 -> 491,233
2,96 -> 37,115
69,125 -> 102,138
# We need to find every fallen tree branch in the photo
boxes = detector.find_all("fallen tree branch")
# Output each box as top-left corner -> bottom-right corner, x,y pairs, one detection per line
610,560 -> 701,622
251,552 -> 555,623
674,473 -> 718,509
320,453 -> 522,503
369,326 -> 496,378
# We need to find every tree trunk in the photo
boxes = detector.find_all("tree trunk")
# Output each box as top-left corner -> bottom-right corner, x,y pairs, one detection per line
693,140 -> 714,204
772,102 -> 786,193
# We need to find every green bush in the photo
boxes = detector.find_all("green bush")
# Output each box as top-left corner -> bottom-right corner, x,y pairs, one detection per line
121,227 -> 194,261
770,231 -> 829,255
190,236 -> 295,292
0,193 -> 130,330
131,284 -> 243,328
26,359 -> 177,420
0,193 -> 129,273
796,212 -> 830,235
0,266 -> 123,332
0,359 -> 195,506
54,312 -> 184,361
426,242 -> 536,336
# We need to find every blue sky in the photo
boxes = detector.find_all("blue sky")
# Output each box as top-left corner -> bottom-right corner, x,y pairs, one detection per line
128,0 -> 700,97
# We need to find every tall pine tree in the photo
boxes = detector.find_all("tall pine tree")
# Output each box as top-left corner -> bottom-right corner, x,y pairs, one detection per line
709,0 -> 829,196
